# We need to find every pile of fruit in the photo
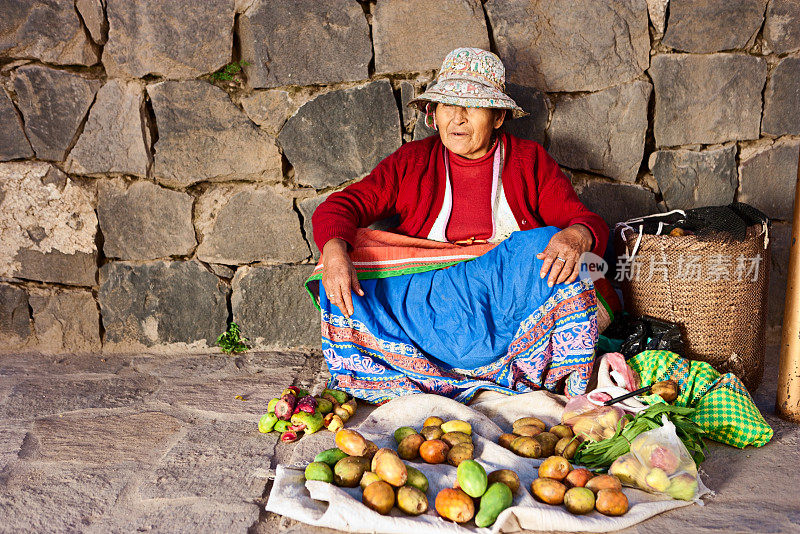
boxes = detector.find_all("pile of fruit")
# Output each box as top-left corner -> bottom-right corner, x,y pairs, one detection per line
258,387 -> 355,443
497,416 -> 579,459
393,416 -> 476,466
531,456 -> 629,516
304,428 -> 432,516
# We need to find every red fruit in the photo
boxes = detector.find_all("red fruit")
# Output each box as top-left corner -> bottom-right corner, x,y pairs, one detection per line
280,430 -> 300,442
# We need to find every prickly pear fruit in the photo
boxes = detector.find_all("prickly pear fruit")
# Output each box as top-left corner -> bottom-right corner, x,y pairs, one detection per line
291,411 -> 324,434
282,386 -> 308,398
267,398 -> 280,414
435,488 -> 475,523
280,430 -> 300,442
333,404 -> 351,422
323,412 -> 344,431
274,393 -> 297,421
374,450 -> 407,487
441,420 -> 471,435
360,471 -> 381,490
305,461 -> 333,483
487,469 -> 520,494
564,487 -> 595,515
333,455 -> 370,487
397,485 -> 428,516
322,388 -> 348,404
362,480 -> 395,515
393,426 -> 418,445
405,465 -> 429,492
314,448 -> 347,468
314,397 -> 333,414
371,448 -> 398,472
295,395 -> 318,414
456,460 -> 488,498
538,456 -> 572,481
340,399 -> 357,416
258,412 -> 278,433
273,420 -> 291,433
335,429 -> 368,456
475,482 -> 513,527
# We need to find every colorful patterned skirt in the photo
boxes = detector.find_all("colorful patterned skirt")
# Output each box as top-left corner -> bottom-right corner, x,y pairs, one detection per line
306,228 -> 601,404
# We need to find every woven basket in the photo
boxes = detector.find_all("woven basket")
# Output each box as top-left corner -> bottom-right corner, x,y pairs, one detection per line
616,222 -> 771,391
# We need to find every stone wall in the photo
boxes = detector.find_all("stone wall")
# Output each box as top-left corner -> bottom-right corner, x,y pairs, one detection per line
1,0 -> 797,354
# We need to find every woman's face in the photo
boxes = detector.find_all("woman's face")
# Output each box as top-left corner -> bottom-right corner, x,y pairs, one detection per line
434,104 -> 506,159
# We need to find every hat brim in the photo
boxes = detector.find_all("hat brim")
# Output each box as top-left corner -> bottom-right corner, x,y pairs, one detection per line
408,78 -> 528,119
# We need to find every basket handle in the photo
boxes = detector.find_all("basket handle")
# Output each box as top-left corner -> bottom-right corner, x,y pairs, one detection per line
615,209 -> 688,263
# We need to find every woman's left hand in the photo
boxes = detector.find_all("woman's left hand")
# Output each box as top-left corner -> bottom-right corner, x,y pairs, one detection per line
537,224 -> 594,287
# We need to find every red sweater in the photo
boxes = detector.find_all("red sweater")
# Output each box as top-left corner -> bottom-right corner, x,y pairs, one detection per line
447,138 -> 497,242
312,132 -> 608,256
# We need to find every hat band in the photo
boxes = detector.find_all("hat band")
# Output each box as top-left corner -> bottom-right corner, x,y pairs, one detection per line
437,68 -> 505,91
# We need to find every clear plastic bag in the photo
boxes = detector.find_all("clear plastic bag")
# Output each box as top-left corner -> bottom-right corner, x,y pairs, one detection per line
561,395 -> 626,442
609,414 -> 700,500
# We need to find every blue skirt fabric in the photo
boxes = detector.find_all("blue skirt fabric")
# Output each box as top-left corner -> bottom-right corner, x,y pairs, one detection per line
319,228 -> 600,404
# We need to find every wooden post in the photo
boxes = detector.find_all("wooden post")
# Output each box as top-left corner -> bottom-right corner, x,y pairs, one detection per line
776,146 -> 800,422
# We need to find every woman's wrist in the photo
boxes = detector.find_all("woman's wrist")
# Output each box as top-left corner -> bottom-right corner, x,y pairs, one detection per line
571,224 -> 594,252
323,238 -> 348,257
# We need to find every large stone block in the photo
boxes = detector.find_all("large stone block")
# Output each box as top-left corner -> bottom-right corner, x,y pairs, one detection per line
762,57 -> 800,136
547,80 -> 651,182
0,284 -> 32,347
98,179 -> 196,260
662,0 -> 768,53
232,265 -> 319,348
104,0 -> 233,78
240,0 -> 370,88
196,185 -> 308,265
29,289 -> 100,353
738,139 -> 800,221
573,178 -> 661,228
649,54 -> 766,147
649,144 -> 738,210
764,0 -> 800,54
99,261 -> 229,348
0,162 -> 97,286
149,81 -> 282,187
65,80 -> 149,177
279,81 -> 402,189
0,89 -> 33,160
485,0 -> 649,92
503,84 -> 549,145
373,0 -> 489,74
12,65 -> 100,161
0,0 -> 99,65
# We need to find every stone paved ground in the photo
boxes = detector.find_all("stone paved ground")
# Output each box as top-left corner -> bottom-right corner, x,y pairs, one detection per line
0,345 -> 798,533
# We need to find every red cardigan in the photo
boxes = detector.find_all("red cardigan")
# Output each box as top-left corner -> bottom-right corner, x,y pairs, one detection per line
312,132 -> 608,256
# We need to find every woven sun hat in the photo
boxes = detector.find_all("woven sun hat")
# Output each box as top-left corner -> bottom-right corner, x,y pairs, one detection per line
408,47 -> 528,120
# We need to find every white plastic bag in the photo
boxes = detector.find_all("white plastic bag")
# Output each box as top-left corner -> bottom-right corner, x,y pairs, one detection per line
609,414 -> 699,501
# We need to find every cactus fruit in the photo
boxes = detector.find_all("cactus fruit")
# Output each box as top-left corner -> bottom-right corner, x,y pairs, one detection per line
295,395 -> 318,414
274,393 -> 297,421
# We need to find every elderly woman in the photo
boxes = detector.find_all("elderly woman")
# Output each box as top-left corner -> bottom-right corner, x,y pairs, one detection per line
308,48 -> 618,404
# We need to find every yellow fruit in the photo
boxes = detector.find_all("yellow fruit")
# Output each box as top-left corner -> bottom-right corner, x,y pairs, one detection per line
441,420 -> 472,435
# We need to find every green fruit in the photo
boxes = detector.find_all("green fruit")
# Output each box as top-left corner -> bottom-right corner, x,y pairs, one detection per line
274,420 -> 291,432
315,397 -> 333,414
405,465 -> 429,493
258,412 -> 278,433
456,460 -> 488,498
475,482 -> 513,527
333,456 -> 370,487
267,398 -> 280,413
305,462 -> 334,483
393,426 -> 418,445
314,448 -> 348,468
290,411 -> 324,434
322,388 -> 348,404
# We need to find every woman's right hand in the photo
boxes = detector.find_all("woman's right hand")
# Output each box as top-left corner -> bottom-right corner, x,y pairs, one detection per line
321,238 -> 364,318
